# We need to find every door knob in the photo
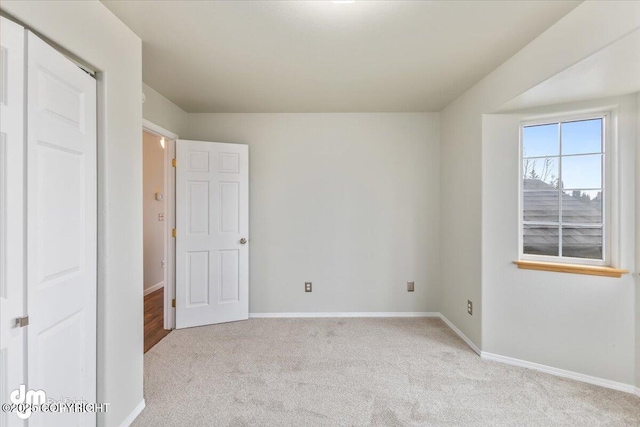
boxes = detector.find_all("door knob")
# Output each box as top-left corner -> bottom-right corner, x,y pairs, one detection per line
240,238 -> 247,244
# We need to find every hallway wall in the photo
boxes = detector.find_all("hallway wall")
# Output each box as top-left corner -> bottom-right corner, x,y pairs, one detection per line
143,131 -> 165,293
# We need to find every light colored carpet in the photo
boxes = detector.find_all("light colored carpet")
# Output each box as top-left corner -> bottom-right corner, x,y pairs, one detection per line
134,318 -> 640,426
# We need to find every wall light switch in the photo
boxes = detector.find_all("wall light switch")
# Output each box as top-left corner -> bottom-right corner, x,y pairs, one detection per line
407,281 -> 415,292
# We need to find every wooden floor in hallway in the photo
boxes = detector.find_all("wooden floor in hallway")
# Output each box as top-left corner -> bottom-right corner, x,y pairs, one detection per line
144,288 -> 171,353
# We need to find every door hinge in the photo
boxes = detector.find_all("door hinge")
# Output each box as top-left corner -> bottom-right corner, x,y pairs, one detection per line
15,316 -> 29,328
172,228 -> 176,238
172,298 -> 176,308
172,158 -> 176,167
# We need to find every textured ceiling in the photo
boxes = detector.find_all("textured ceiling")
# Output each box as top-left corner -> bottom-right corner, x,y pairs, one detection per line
102,0 -> 580,113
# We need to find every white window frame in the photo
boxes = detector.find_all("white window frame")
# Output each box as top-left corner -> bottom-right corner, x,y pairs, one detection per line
518,111 -> 613,267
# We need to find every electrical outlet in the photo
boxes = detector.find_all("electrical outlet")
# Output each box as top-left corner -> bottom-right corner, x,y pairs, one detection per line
305,282 -> 312,292
407,281 -> 414,292
467,300 -> 473,315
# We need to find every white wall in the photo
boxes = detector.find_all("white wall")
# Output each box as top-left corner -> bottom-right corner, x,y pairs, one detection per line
440,99 -> 483,344
482,95 -> 637,385
440,1 -> 640,349
2,5 -> 638,427
143,131 -> 165,292
0,1 -> 144,426
143,82 -> 188,137
186,113 -> 440,313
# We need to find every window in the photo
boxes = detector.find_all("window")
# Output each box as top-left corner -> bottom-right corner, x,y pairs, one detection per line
520,114 -> 609,265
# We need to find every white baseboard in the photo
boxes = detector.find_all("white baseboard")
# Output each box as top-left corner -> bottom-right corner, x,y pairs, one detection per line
249,312 -> 440,318
119,399 -> 145,427
480,351 -> 636,394
437,313 -> 481,355
634,387 -> 640,398
144,281 -> 164,296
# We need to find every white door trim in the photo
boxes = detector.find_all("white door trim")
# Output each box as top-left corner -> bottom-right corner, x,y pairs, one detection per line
142,120 -> 177,330
142,119 -> 178,141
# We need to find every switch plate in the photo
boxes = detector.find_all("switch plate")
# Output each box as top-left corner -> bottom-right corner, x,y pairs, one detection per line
158,213 -> 164,221
407,281 -> 415,292
467,300 -> 473,315
305,282 -> 312,292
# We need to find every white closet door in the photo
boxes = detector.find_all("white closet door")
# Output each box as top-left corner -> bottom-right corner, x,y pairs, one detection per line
26,32 -> 97,427
175,140 -> 249,329
0,16 -> 25,427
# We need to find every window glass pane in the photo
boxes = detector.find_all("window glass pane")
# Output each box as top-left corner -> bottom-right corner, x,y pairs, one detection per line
523,123 -> 559,158
523,224 -> 559,256
523,191 -> 559,223
562,119 -> 602,155
523,157 -> 559,188
562,190 -> 602,224
561,154 -> 601,189
562,226 -> 603,260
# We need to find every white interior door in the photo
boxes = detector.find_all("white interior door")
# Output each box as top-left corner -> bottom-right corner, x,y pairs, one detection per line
0,17 -> 26,427
26,32 -> 97,427
175,140 -> 248,329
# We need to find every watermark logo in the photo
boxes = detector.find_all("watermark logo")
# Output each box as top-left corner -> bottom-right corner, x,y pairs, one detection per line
2,385 -> 109,420
9,385 -> 46,419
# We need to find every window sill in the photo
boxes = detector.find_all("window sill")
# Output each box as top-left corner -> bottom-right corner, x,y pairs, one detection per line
513,260 -> 628,278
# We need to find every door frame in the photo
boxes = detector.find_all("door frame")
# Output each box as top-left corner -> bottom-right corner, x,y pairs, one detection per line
142,119 -> 177,330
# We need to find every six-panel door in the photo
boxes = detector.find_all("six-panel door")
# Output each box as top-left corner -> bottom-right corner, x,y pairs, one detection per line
26,32 -> 97,427
175,140 -> 249,329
